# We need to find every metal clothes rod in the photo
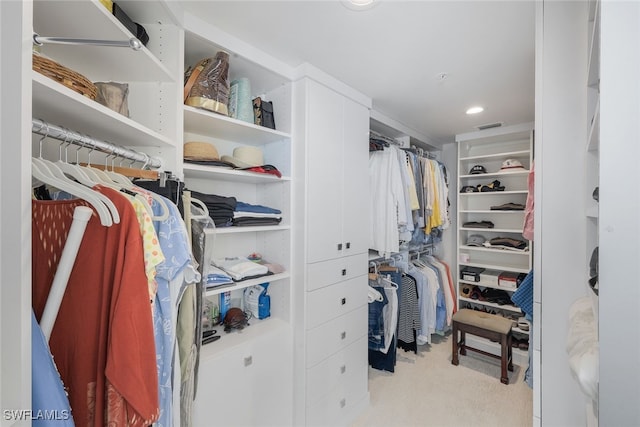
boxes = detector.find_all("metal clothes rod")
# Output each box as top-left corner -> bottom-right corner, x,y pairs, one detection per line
33,33 -> 143,51
32,118 -> 162,169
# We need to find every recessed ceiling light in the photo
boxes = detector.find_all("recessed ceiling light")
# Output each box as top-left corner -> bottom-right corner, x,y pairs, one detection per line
341,0 -> 378,11
466,106 -> 484,115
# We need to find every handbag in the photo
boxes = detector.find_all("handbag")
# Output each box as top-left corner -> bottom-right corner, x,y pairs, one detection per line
183,51 -> 230,116
252,97 -> 276,130
94,81 -> 130,117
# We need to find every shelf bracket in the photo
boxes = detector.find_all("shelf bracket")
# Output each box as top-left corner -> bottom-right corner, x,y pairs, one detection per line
33,33 -> 142,51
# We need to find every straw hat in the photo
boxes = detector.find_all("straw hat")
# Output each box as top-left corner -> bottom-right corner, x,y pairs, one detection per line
221,146 -> 264,168
183,141 -> 220,161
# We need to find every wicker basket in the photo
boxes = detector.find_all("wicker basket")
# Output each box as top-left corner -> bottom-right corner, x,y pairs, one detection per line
32,53 -> 98,100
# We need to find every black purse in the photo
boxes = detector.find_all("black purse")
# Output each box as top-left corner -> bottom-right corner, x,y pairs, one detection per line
252,97 -> 276,130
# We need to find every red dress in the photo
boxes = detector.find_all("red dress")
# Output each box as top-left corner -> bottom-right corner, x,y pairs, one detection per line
32,187 -> 159,426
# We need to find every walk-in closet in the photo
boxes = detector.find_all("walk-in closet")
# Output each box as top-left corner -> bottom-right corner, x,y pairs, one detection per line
1,1 -> 639,426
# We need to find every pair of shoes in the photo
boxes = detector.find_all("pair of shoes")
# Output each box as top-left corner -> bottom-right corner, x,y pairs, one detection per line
478,180 -> 505,192
512,337 -> 529,350
517,317 -> 530,331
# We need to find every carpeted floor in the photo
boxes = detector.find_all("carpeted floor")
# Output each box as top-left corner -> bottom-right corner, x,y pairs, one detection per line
350,334 -> 533,427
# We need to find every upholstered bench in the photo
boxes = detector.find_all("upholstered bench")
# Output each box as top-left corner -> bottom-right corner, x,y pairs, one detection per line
451,308 -> 514,384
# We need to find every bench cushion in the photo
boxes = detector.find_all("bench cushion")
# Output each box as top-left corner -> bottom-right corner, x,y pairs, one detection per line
452,309 -> 513,335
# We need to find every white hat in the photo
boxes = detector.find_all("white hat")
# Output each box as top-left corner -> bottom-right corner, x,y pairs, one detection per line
221,146 -> 264,168
500,158 -> 525,171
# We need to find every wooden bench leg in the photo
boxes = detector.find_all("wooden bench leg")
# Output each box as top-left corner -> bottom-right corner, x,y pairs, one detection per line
508,333 -> 514,372
500,333 -> 509,385
451,322 -> 459,366
459,330 -> 466,356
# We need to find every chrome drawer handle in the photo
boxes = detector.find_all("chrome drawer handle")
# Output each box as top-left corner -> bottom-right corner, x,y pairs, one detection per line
337,243 -> 343,250
341,269 -> 347,276
340,398 -> 346,408
341,331 -> 346,340
244,356 -> 252,367
341,297 -> 346,305
340,365 -> 346,374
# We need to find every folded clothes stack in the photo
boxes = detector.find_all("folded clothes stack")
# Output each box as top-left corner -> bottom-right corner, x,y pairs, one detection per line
214,256 -> 271,281
484,237 -> 528,251
188,190 -> 237,226
205,266 -> 234,289
232,201 -> 282,227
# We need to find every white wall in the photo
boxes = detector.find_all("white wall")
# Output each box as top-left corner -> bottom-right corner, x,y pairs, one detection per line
599,2 -> 640,424
535,1 -> 589,425
440,142 -> 457,268
0,1 -> 33,423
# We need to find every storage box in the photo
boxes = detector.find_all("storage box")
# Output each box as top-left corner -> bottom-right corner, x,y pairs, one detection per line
479,269 -> 501,287
498,272 -> 520,290
461,266 -> 485,282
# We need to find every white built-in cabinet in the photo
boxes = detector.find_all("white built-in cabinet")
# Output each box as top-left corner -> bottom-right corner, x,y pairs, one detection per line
455,122 -> 533,365
180,16 -> 294,426
304,79 -> 369,264
292,74 -> 371,427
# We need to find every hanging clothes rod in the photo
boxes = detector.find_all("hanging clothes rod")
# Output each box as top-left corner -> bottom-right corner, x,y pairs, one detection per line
32,118 -> 162,169
33,33 -> 143,50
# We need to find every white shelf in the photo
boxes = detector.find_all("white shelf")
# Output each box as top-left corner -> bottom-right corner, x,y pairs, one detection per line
459,190 -> 528,196
586,206 -> 599,219
460,227 -> 524,233
587,100 -> 600,152
183,162 -> 291,183
459,261 -> 530,274
184,105 -> 291,144
459,279 -> 518,293
459,150 -> 530,162
199,317 -> 290,361
212,225 -> 291,234
33,0 -> 173,82
459,170 -> 529,179
32,72 -> 175,148
460,245 -> 530,255
460,210 -> 525,214
204,272 -> 290,298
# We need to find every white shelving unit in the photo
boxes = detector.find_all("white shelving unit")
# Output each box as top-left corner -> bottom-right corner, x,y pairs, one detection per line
180,17 -> 295,427
455,122 -> 534,364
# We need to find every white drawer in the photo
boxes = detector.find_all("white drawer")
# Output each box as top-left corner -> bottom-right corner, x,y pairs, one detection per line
306,337 -> 368,404
307,252 -> 368,291
306,305 -> 367,368
306,367 -> 369,427
306,276 -> 367,330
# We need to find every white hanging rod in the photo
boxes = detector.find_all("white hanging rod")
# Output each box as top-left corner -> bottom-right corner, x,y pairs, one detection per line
32,118 -> 162,169
33,33 -> 143,51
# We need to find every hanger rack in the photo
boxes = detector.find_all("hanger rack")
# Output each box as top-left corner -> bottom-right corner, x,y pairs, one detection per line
33,33 -> 143,50
32,118 -> 162,169
405,144 -> 437,160
370,130 -> 403,147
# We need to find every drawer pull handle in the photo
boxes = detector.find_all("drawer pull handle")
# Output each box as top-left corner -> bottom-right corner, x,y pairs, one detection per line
244,356 -> 252,367
341,331 -> 346,340
341,297 -> 346,305
346,242 -> 351,249
341,269 -> 347,276
337,243 -> 343,250
340,398 -> 346,408
340,365 -> 346,374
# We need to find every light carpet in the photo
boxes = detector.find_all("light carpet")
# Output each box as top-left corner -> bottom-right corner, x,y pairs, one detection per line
350,334 -> 533,427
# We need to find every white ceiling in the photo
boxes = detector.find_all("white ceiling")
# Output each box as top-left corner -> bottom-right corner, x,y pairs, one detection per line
178,0 -> 536,148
